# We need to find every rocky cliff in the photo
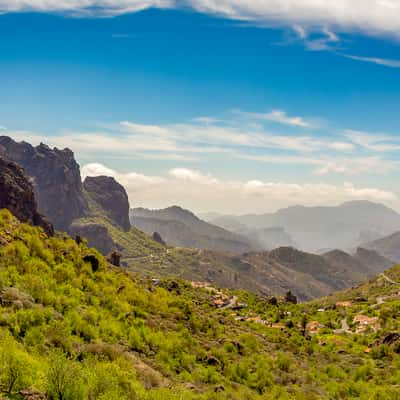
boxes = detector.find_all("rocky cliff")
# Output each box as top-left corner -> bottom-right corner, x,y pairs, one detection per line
0,136 -> 88,231
0,156 -> 54,235
83,176 -> 130,231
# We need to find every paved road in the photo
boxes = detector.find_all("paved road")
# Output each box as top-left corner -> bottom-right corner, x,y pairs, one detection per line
334,318 -> 352,334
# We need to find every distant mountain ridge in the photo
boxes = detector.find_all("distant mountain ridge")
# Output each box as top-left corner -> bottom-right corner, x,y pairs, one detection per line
208,201 -> 400,252
130,206 -> 255,254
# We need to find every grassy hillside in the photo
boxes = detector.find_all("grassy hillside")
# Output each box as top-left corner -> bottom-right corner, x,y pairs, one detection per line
71,178 -> 390,301
1,209 -> 400,399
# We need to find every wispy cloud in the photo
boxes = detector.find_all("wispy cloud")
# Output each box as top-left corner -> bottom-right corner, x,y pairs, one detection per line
239,153 -> 398,176
339,53 -> 400,68
4,110 -> 399,177
345,130 -> 400,151
298,27 -> 340,51
237,109 -> 315,128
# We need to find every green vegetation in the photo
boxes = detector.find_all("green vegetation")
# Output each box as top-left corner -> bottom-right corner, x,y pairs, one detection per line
0,209 -> 400,399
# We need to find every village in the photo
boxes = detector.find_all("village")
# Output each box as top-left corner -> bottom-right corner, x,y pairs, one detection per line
190,280 -> 400,337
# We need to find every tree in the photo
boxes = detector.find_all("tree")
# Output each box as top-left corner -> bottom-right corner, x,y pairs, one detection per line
47,351 -> 84,400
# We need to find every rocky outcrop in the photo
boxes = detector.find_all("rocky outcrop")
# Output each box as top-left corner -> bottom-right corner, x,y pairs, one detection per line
84,176 -> 130,231
0,136 -> 88,231
0,156 -> 54,235
69,222 -> 116,255
152,232 -> 166,245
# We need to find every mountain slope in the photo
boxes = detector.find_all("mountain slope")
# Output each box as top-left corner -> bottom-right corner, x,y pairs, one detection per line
130,206 -> 254,254
124,245 -> 392,301
363,231 -> 400,263
0,210 -> 400,399
322,247 -> 394,277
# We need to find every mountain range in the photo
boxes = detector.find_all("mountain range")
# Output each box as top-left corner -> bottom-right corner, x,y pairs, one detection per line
205,201 -> 400,252
0,135 -> 396,301
130,206 -> 255,254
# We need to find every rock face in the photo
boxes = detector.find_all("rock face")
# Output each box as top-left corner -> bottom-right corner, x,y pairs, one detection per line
0,136 -> 88,231
84,176 -> 130,231
69,222 -> 116,255
0,156 -> 54,235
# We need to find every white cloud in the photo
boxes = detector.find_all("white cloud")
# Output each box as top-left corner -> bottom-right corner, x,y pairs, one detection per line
168,168 -> 219,185
81,163 -> 399,213
1,1 -> 400,39
82,163 -> 165,190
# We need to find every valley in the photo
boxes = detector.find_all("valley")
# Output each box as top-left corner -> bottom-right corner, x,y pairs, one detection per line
0,136 -> 399,399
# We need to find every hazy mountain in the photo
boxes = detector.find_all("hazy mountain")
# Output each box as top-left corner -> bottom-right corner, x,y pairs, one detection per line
362,231 -> 400,263
210,201 -> 400,252
210,215 -> 296,250
130,206 -> 255,254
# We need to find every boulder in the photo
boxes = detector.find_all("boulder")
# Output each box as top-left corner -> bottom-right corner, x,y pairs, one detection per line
152,231 -> 166,245
107,251 -> 121,267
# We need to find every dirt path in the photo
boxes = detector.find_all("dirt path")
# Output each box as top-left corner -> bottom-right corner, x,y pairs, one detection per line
380,273 -> 399,285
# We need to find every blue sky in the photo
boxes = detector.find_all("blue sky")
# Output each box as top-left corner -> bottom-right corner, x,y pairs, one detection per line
1,1 -> 400,213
